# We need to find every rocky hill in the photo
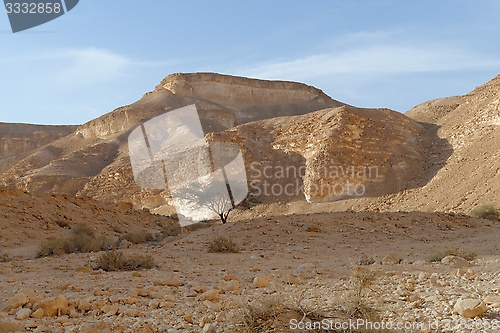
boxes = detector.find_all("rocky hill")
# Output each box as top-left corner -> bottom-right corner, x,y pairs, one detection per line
0,123 -> 76,173
350,74 -> 500,213
0,73 -> 498,216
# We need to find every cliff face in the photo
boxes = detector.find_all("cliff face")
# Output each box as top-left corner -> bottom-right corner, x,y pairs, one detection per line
394,75 -> 500,212
0,73 -> 345,209
74,72 -> 344,140
0,123 -> 77,173
208,106 -> 426,204
0,123 -> 76,157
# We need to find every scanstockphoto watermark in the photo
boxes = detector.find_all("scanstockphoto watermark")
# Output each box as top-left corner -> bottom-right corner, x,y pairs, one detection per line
290,318 -> 428,331
248,162 -> 379,198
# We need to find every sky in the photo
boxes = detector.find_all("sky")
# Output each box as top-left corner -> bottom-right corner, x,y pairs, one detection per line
1,1 -> 500,125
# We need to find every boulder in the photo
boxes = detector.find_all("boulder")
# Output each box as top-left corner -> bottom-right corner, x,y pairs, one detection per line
34,295 -> 68,317
5,293 -> 29,311
454,299 -> 487,318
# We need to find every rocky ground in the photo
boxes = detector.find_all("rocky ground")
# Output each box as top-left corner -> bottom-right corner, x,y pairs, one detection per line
1,210 -> 499,332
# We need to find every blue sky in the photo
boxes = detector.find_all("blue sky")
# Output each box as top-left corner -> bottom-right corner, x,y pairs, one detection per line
1,1 -> 500,125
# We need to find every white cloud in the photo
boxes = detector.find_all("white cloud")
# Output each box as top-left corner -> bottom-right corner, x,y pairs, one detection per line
55,48 -> 131,85
236,44 -> 500,82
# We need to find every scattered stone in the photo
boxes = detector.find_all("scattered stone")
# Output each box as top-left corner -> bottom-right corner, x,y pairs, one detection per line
101,304 -> 119,316
203,300 -> 223,312
15,308 -> 32,320
293,263 -> 317,279
442,255 -> 470,268
302,224 -> 321,232
31,308 -> 44,319
184,313 -> 193,324
429,273 -> 440,286
221,280 -> 240,293
382,253 -> 402,264
164,278 -> 183,287
34,295 -> 68,317
0,321 -> 25,332
77,299 -> 92,312
202,324 -> 217,333
484,295 -> 500,304
135,289 -> 150,297
0,267 -> 13,275
167,329 -> 180,333
120,239 -> 133,249
222,274 -> 240,282
454,299 -> 487,318
5,293 -> 29,311
253,275 -> 271,288
200,290 -> 220,302
357,255 -> 375,265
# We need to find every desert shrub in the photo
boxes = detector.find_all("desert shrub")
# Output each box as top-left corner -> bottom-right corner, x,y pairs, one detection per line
234,295 -> 287,332
427,246 -> 477,262
470,204 -> 499,221
65,224 -> 113,253
120,229 -> 155,244
37,223 -> 114,258
94,250 -> 156,271
343,265 -> 379,321
184,221 -> 212,232
230,285 -> 336,333
157,224 -> 182,239
38,238 -> 67,257
208,236 -> 240,253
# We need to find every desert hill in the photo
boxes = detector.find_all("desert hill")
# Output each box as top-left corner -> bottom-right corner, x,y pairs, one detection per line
0,74 -> 499,333
0,186 -> 177,249
0,73 -> 345,213
351,74 -> 500,213
0,123 -> 76,174
0,72 -> 498,216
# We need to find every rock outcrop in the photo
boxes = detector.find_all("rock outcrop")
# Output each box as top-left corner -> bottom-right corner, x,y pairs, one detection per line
208,105 -> 425,203
0,72 -> 498,214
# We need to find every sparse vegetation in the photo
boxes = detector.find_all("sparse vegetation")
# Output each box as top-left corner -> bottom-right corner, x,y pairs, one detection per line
158,224 -> 182,238
37,223 -> 114,258
344,265 -> 379,321
470,204 -> 499,221
94,250 -> 156,271
427,246 -> 477,262
208,235 -> 240,253
120,229 -> 155,244
230,291 -> 332,333
119,224 -> 182,245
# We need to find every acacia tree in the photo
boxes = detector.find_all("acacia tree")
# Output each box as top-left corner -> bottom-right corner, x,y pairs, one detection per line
175,176 -> 235,224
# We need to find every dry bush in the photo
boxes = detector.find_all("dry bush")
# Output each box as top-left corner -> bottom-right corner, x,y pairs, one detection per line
427,246 -> 477,262
208,235 -> 240,253
120,229 -> 155,244
233,295 -> 288,332
94,250 -> 156,271
470,204 -> 499,221
37,223 -> 114,258
38,238 -> 67,257
157,224 -> 182,238
343,265 -> 379,322
231,293 -> 334,333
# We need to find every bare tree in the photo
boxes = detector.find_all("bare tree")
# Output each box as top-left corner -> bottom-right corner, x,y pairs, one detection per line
175,176 -> 236,224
